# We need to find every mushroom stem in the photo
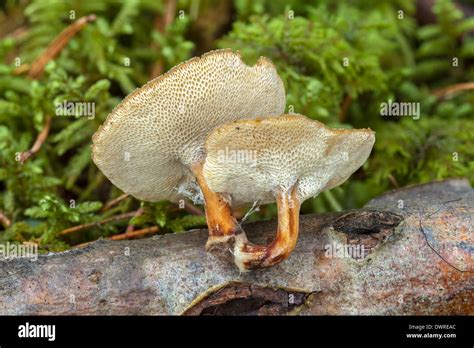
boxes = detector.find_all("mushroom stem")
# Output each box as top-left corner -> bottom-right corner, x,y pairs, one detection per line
234,186 -> 301,271
191,163 -> 240,250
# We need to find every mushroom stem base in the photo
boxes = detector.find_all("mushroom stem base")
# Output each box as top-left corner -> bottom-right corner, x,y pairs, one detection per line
234,187 -> 300,271
191,163 -> 239,250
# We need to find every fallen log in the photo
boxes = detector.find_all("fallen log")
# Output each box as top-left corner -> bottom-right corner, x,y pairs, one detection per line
0,179 -> 472,315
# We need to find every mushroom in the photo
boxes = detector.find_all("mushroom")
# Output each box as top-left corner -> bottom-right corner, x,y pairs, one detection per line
92,49 -> 285,250
203,114 -> 375,271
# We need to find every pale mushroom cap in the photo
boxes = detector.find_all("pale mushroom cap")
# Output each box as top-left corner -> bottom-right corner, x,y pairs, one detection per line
203,114 -> 375,205
92,49 -> 285,202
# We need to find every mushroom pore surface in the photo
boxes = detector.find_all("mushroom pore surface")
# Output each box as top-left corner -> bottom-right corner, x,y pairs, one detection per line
92,49 -> 285,202
203,114 -> 375,206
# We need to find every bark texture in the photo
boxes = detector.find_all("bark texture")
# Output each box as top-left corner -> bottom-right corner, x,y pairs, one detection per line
0,179 -> 472,315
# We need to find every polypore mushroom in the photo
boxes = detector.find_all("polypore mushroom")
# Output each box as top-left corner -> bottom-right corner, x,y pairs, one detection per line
92,49 -> 285,250
203,114 -> 375,271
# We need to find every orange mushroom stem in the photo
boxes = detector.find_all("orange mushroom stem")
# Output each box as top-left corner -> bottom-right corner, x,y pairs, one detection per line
191,163 -> 240,250
233,186 -> 300,271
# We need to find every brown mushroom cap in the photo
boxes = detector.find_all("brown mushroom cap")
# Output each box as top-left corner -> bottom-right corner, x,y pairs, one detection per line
92,49 -> 285,202
203,114 -> 375,206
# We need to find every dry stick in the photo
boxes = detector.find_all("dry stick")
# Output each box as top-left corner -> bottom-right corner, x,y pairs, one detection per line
59,211 -> 137,236
74,226 -> 160,248
184,201 -> 204,216
432,82 -> 474,98
150,0 -> 177,78
388,174 -> 400,188
0,211 -> 12,228
18,115 -> 52,164
160,0 -> 177,30
109,226 -> 159,241
27,14 -> 97,79
338,95 -> 352,123
125,207 -> 144,233
102,193 -> 130,212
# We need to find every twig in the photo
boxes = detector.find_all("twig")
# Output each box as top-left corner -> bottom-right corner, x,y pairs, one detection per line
338,95 -> 352,123
59,211 -> 137,236
109,226 -> 159,241
125,207 -> 144,233
387,174 -> 400,188
18,115 -> 52,164
0,211 -> 12,229
74,225 -> 160,248
160,0 -> 177,31
150,0 -> 177,78
102,193 -> 130,212
183,202 -> 204,216
26,14 -> 96,79
432,82 -> 474,99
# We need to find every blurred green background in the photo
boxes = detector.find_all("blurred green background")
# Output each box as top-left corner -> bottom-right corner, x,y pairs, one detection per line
0,0 -> 473,251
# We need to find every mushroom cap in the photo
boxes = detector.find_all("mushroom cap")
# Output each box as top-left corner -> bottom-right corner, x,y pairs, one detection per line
203,114 -> 375,206
92,49 -> 285,202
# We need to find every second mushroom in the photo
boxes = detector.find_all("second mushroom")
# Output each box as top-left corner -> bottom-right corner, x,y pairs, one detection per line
203,114 -> 375,271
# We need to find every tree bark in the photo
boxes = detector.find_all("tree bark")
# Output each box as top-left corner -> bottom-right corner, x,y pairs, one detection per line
0,179 -> 472,315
